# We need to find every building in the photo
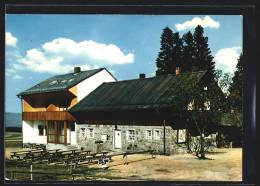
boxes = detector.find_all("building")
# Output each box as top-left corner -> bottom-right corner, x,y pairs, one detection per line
17,67 -> 116,149
68,69 -> 221,154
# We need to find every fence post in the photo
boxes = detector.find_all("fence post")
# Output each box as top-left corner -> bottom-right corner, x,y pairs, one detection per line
30,164 -> 33,181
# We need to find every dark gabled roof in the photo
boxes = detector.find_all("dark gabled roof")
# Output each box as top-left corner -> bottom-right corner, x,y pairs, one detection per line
17,68 -> 111,96
69,71 -> 208,112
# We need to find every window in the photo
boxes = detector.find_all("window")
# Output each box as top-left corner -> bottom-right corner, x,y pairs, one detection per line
38,125 -> 45,136
146,129 -> 152,139
49,80 -> 58,85
80,128 -> 86,138
178,129 -> 187,143
154,129 -> 161,140
88,128 -> 94,138
80,127 -> 94,138
59,107 -> 68,111
204,101 -> 210,110
127,130 -> 135,141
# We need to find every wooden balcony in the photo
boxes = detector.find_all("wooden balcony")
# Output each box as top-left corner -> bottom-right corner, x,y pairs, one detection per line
22,111 -> 76,121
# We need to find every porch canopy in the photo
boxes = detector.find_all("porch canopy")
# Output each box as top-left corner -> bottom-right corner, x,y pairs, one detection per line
69,71 -> 209,127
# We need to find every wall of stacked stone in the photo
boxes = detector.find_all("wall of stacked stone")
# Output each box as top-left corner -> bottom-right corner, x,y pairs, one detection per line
75,124 -> 216,154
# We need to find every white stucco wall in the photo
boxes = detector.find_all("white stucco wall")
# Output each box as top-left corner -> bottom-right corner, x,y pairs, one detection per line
67,126 -> 71,144
23,120 -> 47,144
22,120 -> 34,143
77,69 -> 116,102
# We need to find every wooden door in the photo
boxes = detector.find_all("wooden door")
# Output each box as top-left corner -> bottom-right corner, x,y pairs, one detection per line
47,120 -> 67,146
114,130 -> 122,149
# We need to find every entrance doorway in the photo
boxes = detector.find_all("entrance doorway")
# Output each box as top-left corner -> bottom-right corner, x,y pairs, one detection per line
47,121 -> 67,146
114,130 -> 122,149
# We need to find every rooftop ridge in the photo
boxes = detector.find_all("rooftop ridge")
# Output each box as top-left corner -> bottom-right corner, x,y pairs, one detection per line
102,70 -> 207,84
17,67 -> 106,96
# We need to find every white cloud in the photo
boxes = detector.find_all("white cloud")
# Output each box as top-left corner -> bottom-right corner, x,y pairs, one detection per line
12,38 -> 134,74
6,32 -> 18,47
6,68 -> 22,79
13,74 -> 22,79
214,46 -> 242,73
175,16 -> 220,31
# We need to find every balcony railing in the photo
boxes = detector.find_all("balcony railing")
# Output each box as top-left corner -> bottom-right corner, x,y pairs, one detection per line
22,111 -> 75,121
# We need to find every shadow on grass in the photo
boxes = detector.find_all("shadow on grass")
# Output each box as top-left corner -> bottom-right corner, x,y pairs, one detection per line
205,151 -> 227,155
197,156 -> 214,160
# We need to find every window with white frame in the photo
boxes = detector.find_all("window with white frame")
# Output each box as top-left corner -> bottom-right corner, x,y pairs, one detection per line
178,129 -> 187,143
127,130 -> 135,141
88,128 -> 94,138
146,129 -> 152,139
154,129 -> 161,140
80,127 -> 94,138
80,128 -> 86,138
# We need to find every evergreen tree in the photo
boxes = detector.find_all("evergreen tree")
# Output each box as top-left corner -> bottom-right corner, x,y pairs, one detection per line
156,27 -> 175,76
193,25 -> 215,77
172,32 -> 183,70
156,27 -> 184,76
229,53 -> 243,113
182,31 -> 195,72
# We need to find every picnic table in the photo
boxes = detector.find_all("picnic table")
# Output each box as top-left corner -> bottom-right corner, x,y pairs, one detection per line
61,151 -> 108,167
10,148 -> 111,167
24,143 -> 46,150
10,149 -> 47,162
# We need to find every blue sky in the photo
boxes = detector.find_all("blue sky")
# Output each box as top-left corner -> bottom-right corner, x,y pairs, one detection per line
5,14 -> 242,113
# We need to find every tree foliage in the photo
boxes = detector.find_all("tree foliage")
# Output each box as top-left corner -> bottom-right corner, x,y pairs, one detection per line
156,25 -> 226,159
156,26 -> 175,76
229,53 -> 243,113
193,25 -> 215,79
171,73 -> 225,158
156,25 -> 216,78
182,31 -> 195,72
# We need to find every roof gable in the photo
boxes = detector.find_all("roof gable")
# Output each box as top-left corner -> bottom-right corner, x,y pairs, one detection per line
69,71 -> 208,112
17,68 -> 108,96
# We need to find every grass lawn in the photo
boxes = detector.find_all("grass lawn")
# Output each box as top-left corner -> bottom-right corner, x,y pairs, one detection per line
5,132 -> 22,141
5,132 -> 22,148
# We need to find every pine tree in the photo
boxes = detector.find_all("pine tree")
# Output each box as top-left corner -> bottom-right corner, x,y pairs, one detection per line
193,25 -> 215,78
172,32 -> 183,70
229,53 -> 243,113
182,31 -> 195,72
156,27 -> 183,76
156,27 -> 175,76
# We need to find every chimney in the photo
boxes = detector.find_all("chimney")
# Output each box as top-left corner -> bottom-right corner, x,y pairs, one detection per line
74,67 -> 81,74
175,67 -> 181,75
139,73 -> 146,79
